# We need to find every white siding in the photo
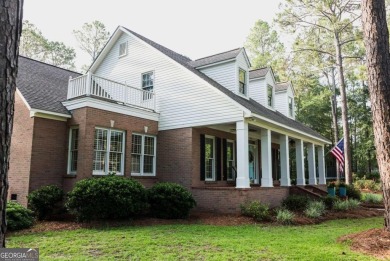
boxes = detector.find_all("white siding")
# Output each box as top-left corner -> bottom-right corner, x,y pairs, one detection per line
249,70 -> 275,109
275,86 -> 295,119
198,61 -> 236,93
93,32 -> 244,130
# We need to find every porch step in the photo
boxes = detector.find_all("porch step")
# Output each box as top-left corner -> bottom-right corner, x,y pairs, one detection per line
289,186 -> 325,200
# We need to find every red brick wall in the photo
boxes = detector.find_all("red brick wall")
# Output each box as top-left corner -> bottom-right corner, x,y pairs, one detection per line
8,93 -> 34,206
157,128 -> 193,188
29,117 -> 67,193
64,107 -> 159,191
191,187 -> 290,213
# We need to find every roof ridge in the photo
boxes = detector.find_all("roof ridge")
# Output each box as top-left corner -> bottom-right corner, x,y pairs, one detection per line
194,47 -> 242,61
19,55 -> 81,75
249,67 -> 269,72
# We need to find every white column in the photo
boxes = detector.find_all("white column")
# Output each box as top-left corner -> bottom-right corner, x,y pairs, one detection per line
317,146 -> 326,185
296,139 -> 305,185
307,143 -> 317,185
279,135 -> 290,186
236,120 -> 250,188
261,129 -> 273,187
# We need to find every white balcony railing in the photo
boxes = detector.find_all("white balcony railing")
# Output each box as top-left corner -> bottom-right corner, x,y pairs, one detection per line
67,73 -> 156,111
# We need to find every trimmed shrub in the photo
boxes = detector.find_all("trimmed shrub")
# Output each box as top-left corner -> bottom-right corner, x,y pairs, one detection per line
346,199 -> 360,209
322,196 -> 337,210
362,193 -> 383,204
66,176 -> 148,221
304,201 -> 326,218
27,185 -> 64,220
241,201 -> 270,221
346,185 -> 361,200
276,208 -> 295,225
7,202 -> 34,231
147,183 -> 196,219
281,195 -> 310,212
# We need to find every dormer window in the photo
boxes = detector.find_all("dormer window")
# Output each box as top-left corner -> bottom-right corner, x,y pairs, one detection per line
267,85 -> 273,107
119,42 -> 128,57
288,97 -> 294,117
238,68 -> 246,95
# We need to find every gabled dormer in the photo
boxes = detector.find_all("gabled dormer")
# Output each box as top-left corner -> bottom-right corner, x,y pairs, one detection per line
190,48 -> 251,98
248,67 -> 276,110
275,82 -> 295,119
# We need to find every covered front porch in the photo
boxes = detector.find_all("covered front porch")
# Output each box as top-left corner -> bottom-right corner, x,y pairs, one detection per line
203,117 -> 328,189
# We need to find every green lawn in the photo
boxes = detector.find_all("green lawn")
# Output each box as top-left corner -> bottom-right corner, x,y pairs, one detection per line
7,217 -> 384,261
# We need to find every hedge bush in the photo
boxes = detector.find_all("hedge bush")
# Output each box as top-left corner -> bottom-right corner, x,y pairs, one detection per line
7,202 -> 34,231
281,195 -> 310,212
322,196 -> 337,210
346,185 -> 362,200
66,176 -> 148,221
241,201 -> 270,221
147,183 -> 196,219
27,185 -> 64,220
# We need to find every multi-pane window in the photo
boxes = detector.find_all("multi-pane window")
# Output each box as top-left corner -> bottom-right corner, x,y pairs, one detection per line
93,128 -> 125,175
288,97 -> 294,117
67,127 -> 79,174
226,140 -> 235,180
131,134 -> 156,176
205,136 -> 215,181
238,69 -> 246,95
119,42 -> 128,57
267,85 -> 273,107
142,72 -> 154,100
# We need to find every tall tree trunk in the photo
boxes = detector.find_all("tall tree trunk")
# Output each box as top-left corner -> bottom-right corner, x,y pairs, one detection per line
330,68 -> 340,180
0,0 -> 23,246
362,0 -> 390,231
334,33 -> 352,184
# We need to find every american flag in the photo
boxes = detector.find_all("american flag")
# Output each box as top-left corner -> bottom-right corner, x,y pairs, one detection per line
330,138 -> 345,172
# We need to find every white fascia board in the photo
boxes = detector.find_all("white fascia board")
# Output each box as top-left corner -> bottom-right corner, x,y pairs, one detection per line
194,58 -> 236,70
120,27 -> 251,117
250,113 -> 331,145
30,109 -> 71,121
63,97 -> 159,122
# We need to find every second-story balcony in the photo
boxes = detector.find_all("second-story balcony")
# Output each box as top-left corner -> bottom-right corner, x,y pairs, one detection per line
67,73 -> 156,111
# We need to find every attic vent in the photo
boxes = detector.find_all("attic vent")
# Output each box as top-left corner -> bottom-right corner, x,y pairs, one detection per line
119,41 -> 128,57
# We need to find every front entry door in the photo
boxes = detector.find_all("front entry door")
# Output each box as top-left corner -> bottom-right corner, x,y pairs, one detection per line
249,142 -> 258,184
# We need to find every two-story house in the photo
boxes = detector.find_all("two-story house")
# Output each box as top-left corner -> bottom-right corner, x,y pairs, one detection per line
9,26 -> 330,213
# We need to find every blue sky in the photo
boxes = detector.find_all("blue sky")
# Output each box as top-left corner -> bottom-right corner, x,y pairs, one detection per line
24,0 -> 283,70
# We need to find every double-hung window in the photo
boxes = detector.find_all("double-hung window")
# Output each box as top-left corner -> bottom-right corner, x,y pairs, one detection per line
67,127 -> 79,174
119,41 -> 128,57
288,97 -> 294,117
226,140 -> 235,180
142,71 -> 154,100
131,134 -> 156,176
238,68 -> 246,95
267,85 -> 273,107
93,128 -> 125,175
205,135 -> 215,181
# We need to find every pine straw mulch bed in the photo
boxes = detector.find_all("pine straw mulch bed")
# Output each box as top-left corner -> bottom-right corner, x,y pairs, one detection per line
8,206 -> 384,236
338,228 -> 390,260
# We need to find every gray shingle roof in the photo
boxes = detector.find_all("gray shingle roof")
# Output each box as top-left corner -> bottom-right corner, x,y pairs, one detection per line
188,48 -> 242,68
17,56 -> 81,115
275,82 -> 289,92
123,28 -> 329,142
249,67 -> 269,79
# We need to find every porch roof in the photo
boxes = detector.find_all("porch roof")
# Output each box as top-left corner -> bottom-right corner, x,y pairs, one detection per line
17,56 -> 80,115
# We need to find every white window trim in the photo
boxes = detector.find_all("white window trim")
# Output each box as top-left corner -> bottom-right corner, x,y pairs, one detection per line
238,67 -> 247,96
267,84 -> 274,108
205,135 -> 216,181
131,133 -> 157,176
119,41 -> 128,57
288,96 -> 294,117
67,126 -> 78,175
226,139 -> 235,181
93,127 -> 125,176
